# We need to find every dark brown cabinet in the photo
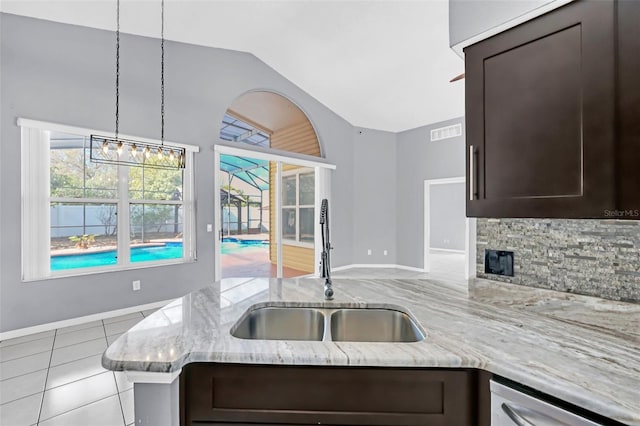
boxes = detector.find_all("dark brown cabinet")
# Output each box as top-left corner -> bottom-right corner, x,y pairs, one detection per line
465,0 -> 640,219
180,363 -> 491,426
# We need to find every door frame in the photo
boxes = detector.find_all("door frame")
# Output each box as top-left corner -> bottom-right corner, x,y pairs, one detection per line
214,143 -> 334,280
424,177 -> 476,279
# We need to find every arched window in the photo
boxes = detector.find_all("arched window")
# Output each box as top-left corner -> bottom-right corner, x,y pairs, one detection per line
220,91 -> 320,157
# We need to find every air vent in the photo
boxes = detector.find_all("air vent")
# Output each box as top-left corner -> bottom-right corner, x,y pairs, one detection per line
430,123 -> 462,141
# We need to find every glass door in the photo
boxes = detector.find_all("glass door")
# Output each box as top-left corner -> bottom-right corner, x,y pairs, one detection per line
218,154 -> 271,279
214,145 -> 333,281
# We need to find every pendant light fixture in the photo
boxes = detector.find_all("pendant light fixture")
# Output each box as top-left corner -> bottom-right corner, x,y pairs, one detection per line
90,0 -> 185,170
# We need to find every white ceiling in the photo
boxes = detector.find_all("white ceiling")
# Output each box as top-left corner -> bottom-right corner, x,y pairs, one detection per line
0,0 -> 465,133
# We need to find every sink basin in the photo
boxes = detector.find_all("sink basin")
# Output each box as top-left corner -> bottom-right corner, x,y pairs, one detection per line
330,308 -> 425,342
231,307 -> 325,341
230,305 -> 425,343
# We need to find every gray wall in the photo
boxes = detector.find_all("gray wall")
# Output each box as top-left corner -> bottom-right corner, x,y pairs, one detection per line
352,128 -> 397,264
449,0 -> 556,46
477,218 -> 640,302
395,118 -> 466,269
429,182 -> 465,251
0,13 -> 355,332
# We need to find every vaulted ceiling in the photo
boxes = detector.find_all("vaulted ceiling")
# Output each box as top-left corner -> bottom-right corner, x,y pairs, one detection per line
0,0 -> 465,132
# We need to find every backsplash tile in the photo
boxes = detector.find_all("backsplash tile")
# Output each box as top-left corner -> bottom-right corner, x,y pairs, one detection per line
477,219 -> 640,302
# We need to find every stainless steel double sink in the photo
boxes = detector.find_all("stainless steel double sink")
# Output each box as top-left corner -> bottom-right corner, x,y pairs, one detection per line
230,305 -> 426,343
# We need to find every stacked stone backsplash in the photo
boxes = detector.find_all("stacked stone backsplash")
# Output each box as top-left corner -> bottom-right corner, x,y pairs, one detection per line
476,219 -> 640,302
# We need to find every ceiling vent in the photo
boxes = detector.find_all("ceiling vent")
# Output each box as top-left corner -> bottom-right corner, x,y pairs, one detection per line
430,123 -> 462,141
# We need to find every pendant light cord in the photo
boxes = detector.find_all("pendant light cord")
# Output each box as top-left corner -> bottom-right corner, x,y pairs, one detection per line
115,0 -> 120,140
161,0 -> 165,145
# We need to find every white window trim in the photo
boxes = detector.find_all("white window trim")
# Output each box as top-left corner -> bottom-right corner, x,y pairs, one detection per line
17,118 -> 200,152
281,168 -> 315,249
20,119 -> 197,281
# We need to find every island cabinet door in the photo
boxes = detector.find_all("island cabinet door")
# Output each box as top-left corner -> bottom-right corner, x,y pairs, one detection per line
464,0 -> 616,218
180,363 -> 479,425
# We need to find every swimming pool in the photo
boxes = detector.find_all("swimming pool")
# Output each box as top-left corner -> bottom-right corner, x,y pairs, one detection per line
50,239 -> 269,271
220,238 -> 269,255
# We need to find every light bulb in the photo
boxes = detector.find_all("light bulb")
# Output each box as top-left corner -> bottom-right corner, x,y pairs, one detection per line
116,141 -> 123,156
169,149 -> 175,161
101,141 -> 109,154
144,146 -> 151,159
130,144 -> 138,157
157,148 -> 163,159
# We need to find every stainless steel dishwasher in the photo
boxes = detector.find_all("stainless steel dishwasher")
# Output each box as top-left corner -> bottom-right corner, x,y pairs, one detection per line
491,380 -> 606,426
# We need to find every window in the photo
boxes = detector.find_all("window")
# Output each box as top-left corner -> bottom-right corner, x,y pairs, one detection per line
219,113 -> 271,147
282,168 -> 315,246
21,124 -> 195,280
128,166 -> 185,263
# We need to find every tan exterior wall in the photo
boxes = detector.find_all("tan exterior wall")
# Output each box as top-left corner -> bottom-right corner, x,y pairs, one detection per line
271,121 -> 321,157
268,121 -> 320,273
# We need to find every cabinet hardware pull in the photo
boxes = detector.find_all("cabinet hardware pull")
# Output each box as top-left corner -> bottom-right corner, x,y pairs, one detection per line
501,403 -> 536,426
469,145 -> 476,201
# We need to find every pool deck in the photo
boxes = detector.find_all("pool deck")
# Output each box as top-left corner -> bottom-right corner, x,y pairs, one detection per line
221,233 -> 311,278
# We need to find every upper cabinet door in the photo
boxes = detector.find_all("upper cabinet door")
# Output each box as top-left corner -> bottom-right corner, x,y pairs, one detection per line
465,0 -> 616,218
616,0 -> 640,214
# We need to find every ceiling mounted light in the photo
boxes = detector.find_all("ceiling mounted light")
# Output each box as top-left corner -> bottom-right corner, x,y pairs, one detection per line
90,0 -> 185,170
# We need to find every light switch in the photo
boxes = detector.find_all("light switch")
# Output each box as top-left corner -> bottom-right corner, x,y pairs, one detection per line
207,224 -> 213,232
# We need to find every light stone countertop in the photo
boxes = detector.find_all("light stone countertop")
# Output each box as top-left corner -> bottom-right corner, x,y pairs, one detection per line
102,277 -> 640,425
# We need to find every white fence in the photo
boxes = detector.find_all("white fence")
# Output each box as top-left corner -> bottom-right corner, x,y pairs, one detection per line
50,204 -> 182,238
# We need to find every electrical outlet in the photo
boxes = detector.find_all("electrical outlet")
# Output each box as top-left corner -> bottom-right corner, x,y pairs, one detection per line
367,249 -> 372,256
383,250 -> 388,256
132,280 -> 141,291
206,224 -> 213,232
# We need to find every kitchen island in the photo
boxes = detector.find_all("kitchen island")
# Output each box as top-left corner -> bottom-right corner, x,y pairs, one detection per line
102,277 -> 640,425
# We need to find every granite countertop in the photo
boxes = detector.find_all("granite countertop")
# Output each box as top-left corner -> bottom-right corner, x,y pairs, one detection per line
102,277 -> 640,425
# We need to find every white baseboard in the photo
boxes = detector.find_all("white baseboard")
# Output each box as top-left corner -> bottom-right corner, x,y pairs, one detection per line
0,298 -> 175,341
429,248 -> 466,254
332,264 -> 426,273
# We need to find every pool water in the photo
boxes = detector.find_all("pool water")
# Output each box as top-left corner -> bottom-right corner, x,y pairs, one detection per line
221,238 -> 269,255
51,239 -> 268,271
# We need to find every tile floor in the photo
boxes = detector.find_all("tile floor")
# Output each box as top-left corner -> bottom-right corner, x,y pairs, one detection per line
332,251 -> 468,286
0,257 -> 467,426
0,310 -> 156,426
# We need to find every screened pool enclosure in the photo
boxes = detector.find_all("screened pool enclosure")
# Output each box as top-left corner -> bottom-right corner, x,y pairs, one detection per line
219,154 -> 270,236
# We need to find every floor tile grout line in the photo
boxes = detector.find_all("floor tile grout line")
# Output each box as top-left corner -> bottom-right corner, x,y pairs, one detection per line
37,392 -> 120,425
103,313 -> 145,326
44,349 -> 106,372
2,314 -> 140,350
103,318 -> 128,425
0,365 -> 50,384
0,348 -> 52,364
115,375 -> 127,426
0,389 -> 46,407
52,334 -> 108,351
0,333 -> 56,350
35,328 -> 57,425
45,370 -> 112,393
